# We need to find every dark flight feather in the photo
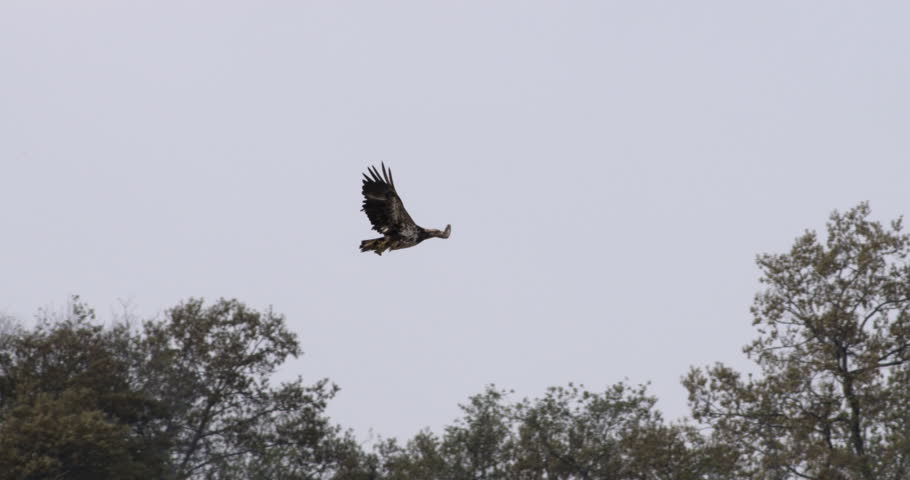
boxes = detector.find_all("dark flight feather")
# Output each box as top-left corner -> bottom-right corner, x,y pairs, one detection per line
361,162 -> 414,233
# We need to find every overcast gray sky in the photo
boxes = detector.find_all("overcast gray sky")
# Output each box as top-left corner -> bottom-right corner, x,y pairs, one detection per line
2,1 -> 909,441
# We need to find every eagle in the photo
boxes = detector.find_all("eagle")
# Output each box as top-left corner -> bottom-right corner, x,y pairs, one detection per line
360,163 -> 451,255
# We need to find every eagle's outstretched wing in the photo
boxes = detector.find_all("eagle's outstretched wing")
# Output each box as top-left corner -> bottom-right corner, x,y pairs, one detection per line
361,163 -> 416,234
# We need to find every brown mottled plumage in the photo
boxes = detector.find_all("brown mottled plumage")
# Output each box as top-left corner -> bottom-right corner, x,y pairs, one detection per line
360,163 -> 451,255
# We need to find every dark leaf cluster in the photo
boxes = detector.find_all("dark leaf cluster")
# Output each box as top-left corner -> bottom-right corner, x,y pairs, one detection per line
0,298 -> 351,480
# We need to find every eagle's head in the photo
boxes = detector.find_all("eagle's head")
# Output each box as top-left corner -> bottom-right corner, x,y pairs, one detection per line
426,224 -> 452,239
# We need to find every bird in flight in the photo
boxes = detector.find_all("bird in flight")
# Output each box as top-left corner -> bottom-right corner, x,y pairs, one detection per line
360,163 -> 451,255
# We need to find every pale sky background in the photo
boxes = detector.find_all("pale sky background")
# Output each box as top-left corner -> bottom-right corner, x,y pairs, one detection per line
2,2 -> 909,441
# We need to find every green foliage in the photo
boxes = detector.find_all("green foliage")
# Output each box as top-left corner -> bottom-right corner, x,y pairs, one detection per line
373,383 -> 728,480
442,386 -> 515,480
514,383 -> 647,478
143,298 -> 342,479
374,431 -> 446,480
0,298 -> 352,480
0,301 -> 168,479
5,203 -> 908,480
0,389 -> 139,479
685,203 -> 910,479
0,303 -> 734,480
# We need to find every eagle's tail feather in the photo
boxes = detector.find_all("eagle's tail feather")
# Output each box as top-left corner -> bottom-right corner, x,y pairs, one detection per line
360,237 -> 388,255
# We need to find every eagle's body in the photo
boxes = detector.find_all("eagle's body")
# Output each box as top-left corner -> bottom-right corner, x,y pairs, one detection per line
360,164 -> 450,255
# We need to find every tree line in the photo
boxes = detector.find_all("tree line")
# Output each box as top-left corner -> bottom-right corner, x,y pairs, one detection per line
1,202 -> 909,479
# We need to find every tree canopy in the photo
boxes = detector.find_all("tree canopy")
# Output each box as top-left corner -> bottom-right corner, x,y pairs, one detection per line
0,298 -> 354,480
685,203 -> 910,479
3,202 -> 909,479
